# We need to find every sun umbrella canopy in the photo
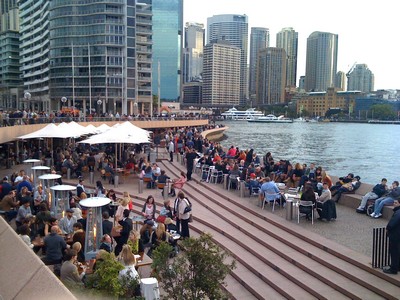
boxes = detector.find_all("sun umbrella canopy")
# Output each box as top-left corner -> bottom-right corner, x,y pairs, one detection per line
18,123 -> 76,139
78,121 -> 151,145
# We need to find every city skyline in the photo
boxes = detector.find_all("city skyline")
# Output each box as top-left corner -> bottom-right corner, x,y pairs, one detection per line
184,0 -> 399,90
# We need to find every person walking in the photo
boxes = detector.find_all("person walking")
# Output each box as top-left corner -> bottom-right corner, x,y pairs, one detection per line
384,199 -> 400,274
168,140 -> 175,162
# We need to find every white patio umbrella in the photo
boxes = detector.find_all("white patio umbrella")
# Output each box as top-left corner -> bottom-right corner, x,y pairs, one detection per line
58,121 -> 91,136
18,123 -> 76,139
78,122 -> 151,179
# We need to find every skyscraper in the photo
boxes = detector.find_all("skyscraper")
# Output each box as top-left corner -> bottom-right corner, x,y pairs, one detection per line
202,40 -> 240,107
183,22 -> 204,83
207,14 -> 248,105
18,0 -> 153,115
256,47 -> 286,106
335,71 -> 346,91
0,0 -> 20,109
249,27 -> 269,103
152,0 -> 183,102
347,64 -> 374,93
305,31 -> 338,92
276,27 -> 298,88
19,0 -> 50,110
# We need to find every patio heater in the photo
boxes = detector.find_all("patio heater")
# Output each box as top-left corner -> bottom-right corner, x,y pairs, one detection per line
38,173 -> 61,207
79,197 -> 111,260
50,184 -> 76,218
31,166 -> 50,189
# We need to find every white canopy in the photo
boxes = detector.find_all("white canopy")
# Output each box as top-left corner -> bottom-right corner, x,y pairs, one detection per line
78,121 -> 150,145
18,123 -> 75,139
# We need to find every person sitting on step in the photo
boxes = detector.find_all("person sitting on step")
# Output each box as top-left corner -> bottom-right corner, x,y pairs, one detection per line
356,178 -> 388,213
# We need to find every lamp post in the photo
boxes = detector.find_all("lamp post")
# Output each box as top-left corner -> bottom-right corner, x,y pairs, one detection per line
61,96 -> 67,108
97,99 -> 102,117
24,92 -> 31,111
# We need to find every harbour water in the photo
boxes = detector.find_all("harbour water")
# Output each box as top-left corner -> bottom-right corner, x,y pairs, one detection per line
219,121 -> 400,184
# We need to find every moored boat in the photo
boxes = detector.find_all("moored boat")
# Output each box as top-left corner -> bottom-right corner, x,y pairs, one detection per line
221,107 -> 264,120
247,114 -> 293,123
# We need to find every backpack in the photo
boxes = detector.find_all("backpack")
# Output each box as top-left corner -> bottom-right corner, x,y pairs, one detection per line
367,204 -> 374,216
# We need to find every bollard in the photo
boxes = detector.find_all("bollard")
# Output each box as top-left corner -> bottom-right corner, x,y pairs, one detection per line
67,168 -> 71,180
89,171 -> 94,184
224,174 -> 229,189
114,175 -> 119,188
176,153 -> 180,163
163,185 -> 169,200
138,179 -> 143,194
286,199 -> 293,220
240,181 -> 246,198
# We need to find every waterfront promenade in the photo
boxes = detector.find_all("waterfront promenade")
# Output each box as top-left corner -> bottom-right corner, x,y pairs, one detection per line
1,152 -> 399,299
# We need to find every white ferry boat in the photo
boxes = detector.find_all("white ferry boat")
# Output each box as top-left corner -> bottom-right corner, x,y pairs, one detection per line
221,107 -> 264,120
247,114 -> 293,123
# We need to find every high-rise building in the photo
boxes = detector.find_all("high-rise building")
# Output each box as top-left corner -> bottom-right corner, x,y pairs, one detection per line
305,31 -> 338,92
276,27 -> 298,88
202,40 -> 240,107
256,47 -> 286,106
183,22 -> 204,83
335,71 -> 346,91
347,64 -> 374,93
19,0 -> 50,111
152,0 -> 183,102
249,27 -> 269,102
207,14 -> 248,105
18,0 -> 153,115
0,0 -> 20,109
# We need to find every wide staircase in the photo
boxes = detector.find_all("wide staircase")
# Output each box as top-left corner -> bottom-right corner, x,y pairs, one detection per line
126,159 -> 400,300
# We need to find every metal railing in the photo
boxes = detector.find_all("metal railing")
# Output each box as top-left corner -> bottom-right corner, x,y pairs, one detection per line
372,227 -> 390,268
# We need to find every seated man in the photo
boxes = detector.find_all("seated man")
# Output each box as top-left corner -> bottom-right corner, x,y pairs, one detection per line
43,225 -> 67,265
259,177 -> 282,207
59,208 -> 78,235
370,181 -> 400,219
356,178 -> 388,213
60,249 -> 85,287
332,176 -> 361,203
245,173 -> 261,196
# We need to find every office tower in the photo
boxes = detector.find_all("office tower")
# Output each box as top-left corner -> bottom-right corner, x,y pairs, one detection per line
135,1 -> 153,115
182,81 -> 202,104
207,14 -> 248,105
305,31 -> 338,92
152,0 -> 183,102
19,0 -> 50,111
202,40 -> 240,107
183,22 -> 204,83
347,64 -> 374,93
45,0 -> 152,115
256,47 -> 286,106
249,27 -> 269,103
335,71 -> 346,91
0,0 -> 20,109
276,27 -> 298,88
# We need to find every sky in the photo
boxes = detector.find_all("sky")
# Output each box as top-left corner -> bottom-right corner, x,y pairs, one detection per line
184,0 -> 399,90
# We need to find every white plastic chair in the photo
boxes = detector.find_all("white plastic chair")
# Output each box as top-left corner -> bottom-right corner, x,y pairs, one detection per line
262,190 -> 281,211
210,170 -> 223,184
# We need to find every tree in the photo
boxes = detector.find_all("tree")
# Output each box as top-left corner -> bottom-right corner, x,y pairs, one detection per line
370,104 -> 397,120
152,233 -> 236,300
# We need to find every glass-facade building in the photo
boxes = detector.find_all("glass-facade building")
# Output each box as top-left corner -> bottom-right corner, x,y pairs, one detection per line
48,0 -> 152,115
151,0 -> 183,102
347,64 -> 374,93
256,47 -> 286,106
249,27 -> 269,103
305,31 -> 338,92
0,0 -> 21,109
183,22 -> 204,83
207,14 -> 248,105
276,27 -> 298,88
